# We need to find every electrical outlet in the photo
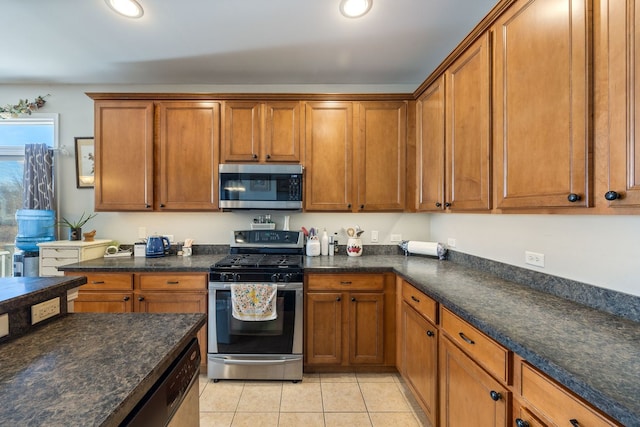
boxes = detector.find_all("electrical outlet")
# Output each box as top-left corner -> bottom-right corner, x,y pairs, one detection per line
0,313 -> 8,338
390,234 -> 402,242
447,238 -> 457,248
138,227 -> 147,239
525,251 -> 545,268
31,297 -> 60,325
165,235 -> 175,242
371,230 -> 379,243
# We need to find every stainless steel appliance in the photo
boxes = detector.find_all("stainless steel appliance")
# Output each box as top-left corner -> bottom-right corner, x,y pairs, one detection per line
218,164 -> 303,211
123,338 -> 200,427
208,230 -> 304,381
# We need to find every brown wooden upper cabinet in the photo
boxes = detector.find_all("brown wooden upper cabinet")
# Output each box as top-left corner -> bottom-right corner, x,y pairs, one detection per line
94,100 -> 220,211
94,100 -> 155,211
602,0 -> 640,208
356,101 -> 407,211
304,101 -> 407,212
221,100 -> 302,163
417,33 -> 491,212
493,0 -> 592,209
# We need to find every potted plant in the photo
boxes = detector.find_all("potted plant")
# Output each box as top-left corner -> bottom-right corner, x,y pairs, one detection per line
58,212 -> 97,241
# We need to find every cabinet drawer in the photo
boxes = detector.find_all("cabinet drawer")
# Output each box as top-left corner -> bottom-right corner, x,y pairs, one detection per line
441,308 -> 510,383
307,274 -> 384,291
520,362 -> 617,427
41,266 -> 65,276
402,281 -> 437,323
41,257 -> 78,268
81,273 -> 134,291
139,273 -> 206,291
41,248 -> 79,259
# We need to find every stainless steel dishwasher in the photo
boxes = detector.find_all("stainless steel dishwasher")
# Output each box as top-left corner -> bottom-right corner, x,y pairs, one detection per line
122,338 -> 200,427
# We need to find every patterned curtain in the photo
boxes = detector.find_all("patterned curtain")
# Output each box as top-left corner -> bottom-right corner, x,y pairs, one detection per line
23,143 -> 55,210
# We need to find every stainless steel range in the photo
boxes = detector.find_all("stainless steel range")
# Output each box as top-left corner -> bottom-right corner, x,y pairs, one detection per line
207,230 -> 304,382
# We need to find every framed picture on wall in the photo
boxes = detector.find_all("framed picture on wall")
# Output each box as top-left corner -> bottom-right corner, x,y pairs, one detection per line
75,137 -> 95,188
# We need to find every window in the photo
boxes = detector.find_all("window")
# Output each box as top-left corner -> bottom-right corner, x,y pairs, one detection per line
0,114 -> 58,276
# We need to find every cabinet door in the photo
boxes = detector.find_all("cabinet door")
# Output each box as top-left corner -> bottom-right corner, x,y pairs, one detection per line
355,101 -> 407,211
402,302 -> 438,425
135,291 -> 208,368
493,0 -> 591,209
446,33 -> 491,211
74,291 -> 133,313
417,76 -> 446,211
157,101 -> 220,210
604,0 -> 640,207
94,100 -> 154,211
349,292 -> 384,364
264,101 -> 302,162
304,101 -> 354,211
221,101 -> 261,162
305,292 -> 343,365
440,335 -> 509,427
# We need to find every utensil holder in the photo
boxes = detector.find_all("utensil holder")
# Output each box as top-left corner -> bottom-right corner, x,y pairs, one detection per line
346,237 -> 363,257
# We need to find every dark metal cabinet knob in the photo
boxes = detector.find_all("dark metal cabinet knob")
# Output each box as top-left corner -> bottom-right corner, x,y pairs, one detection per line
347,204 -> 352,209
426,330 -> 435,337
435,202 -> 442,208
351,297 -> 356,302
569,420 -> 580,427
567,193 -> 581,202
489,390 -> 501,401
604,191 -> 620,201
160,203 -> 165,208
123,296 -> 130,302
515,418 -> 529,427
137,296 -> 144,301
360,204 -> 364,209
336,297 -> 341,302
252,153 -> 258,159
444,202 -> 451,208
145,204 -> 151,209
266,154 -> 271,159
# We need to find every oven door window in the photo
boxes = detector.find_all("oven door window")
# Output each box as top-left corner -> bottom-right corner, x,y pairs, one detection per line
215,289 -> 295,354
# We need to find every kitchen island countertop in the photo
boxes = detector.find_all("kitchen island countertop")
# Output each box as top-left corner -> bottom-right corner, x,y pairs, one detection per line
60,253 -> 640,425
0,312 -> 206,426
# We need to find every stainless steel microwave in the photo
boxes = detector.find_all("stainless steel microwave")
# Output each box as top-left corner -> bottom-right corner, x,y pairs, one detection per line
218,164 -> 303,210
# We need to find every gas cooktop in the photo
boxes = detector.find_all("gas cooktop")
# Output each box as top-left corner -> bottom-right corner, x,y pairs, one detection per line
213,254 -> 303,269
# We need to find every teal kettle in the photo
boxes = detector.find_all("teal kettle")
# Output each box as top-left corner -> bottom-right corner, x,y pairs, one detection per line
146,235 -> 170,258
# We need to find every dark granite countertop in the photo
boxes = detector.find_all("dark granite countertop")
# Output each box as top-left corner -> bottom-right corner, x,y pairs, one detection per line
60,254 -> 640,425
0,312 -> 206,426
0,276 -> 87,311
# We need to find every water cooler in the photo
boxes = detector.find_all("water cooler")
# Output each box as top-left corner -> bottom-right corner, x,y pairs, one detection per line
12,209 -> 55,277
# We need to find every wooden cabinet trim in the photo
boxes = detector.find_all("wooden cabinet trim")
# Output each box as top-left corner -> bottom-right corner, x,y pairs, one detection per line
306,273 -> 384,291
401,281 -> 437,324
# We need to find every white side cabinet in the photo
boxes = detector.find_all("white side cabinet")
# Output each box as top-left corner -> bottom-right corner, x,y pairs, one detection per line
37,239 -> 112,276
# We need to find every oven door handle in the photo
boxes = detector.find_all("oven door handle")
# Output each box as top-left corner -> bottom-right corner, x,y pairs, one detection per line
213,283 -> 301,290
222,357 -> 303,366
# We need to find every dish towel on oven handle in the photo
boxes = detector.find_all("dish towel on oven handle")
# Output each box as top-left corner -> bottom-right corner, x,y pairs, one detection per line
230,283 -> 278,321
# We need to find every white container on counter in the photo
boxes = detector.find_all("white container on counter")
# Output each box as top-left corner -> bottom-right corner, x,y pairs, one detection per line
306,237 -> 321,256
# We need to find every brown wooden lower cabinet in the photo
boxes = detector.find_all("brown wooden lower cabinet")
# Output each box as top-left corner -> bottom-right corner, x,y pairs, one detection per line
439,334 -> 510,426
304,273 -> 395,369
401,301 -> 438,426
68,271 -> 208,369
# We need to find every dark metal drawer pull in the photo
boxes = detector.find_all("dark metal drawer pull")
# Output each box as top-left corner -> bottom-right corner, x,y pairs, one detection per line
515,418 -> 529,427
167,281 -> 179,285
340,281 -> 352,285
459,332 -> 475,345
411,295 -> 420,303
569,420 -> 580,427
426,330 -> 435,337
91,281 -> 105,284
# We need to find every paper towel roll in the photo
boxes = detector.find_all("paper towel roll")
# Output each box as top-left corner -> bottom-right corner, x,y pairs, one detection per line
406,241 -> 440,256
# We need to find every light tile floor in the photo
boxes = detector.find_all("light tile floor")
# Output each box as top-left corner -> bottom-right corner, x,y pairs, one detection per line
198,372 -> 431,427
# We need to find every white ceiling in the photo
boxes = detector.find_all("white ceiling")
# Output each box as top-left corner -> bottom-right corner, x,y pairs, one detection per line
1,0 -> 498,88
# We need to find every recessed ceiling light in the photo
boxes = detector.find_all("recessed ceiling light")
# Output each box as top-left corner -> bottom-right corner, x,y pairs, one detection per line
339,0 -> 372,18
105,0 -> 144,19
